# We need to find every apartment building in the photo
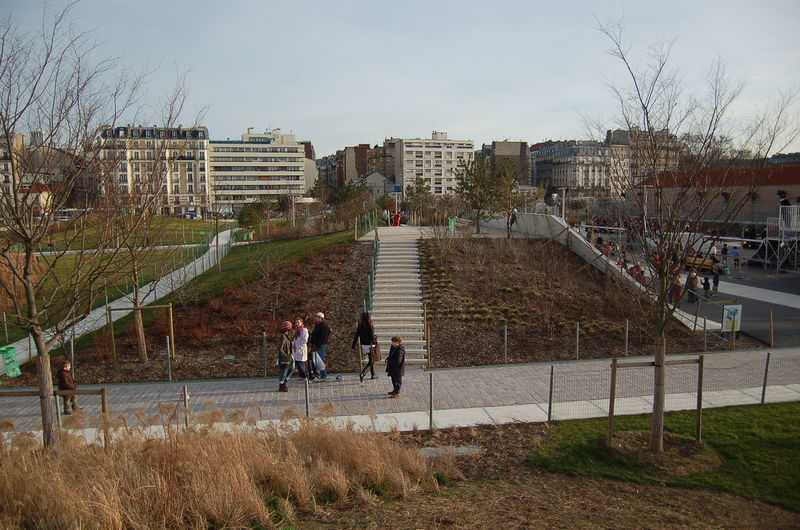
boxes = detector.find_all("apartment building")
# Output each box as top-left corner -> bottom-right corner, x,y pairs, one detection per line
208,129 -> 306,215
530,140 -> 619,196
315,144 -> 370,193
605,127 -> 679,184
392,131 -> 473,195
367,141 -> 396,181
98,125 -> 209,217
482,140 -> 530,184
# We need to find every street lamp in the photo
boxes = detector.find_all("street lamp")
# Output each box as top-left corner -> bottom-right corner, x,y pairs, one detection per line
642,184 -> 652,235
209,210 -> 222,273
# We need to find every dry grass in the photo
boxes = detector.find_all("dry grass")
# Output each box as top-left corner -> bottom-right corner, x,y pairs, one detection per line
0,419 -> 439,529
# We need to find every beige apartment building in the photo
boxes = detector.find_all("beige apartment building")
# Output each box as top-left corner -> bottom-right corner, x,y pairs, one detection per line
392,131 -> 474,195
98,125 -> 210,218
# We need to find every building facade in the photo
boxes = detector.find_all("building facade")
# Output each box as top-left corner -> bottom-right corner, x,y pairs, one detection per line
98,125 -> 209,217
392,131 -> 474,196
531,140 -> 618,196
483,140 -> 530,184
208,129 -> 306,215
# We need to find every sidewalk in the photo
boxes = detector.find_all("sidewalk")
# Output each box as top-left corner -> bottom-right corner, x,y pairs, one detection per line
1,230 -> 233,375
3,347 -> 798,443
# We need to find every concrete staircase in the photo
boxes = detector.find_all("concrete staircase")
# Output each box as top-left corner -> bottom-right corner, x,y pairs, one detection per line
370,239 -> 428,366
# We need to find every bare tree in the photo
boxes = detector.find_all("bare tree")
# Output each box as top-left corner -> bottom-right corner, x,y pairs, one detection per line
594,18 -> 798,452
103,81 -> 203,362
0,5 -> 190,446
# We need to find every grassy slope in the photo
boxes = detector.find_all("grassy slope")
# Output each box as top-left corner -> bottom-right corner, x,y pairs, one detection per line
527,402 -> 800,511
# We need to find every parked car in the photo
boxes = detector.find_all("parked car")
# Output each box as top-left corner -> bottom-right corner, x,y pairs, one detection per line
684,253 -> 716,270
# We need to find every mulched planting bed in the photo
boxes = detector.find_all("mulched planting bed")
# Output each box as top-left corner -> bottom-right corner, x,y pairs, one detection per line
2,242 -> 372,386
419,237 -> 762,367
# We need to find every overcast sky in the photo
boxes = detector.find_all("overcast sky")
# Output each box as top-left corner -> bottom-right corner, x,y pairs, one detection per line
6,0 -> 800,157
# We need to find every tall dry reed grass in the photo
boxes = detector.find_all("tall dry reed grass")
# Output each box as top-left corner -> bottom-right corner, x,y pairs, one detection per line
0,419 -> 445,529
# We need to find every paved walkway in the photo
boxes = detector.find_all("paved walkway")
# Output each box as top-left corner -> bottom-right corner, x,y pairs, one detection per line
1,230 -> 233,375
2,347 -> 798,443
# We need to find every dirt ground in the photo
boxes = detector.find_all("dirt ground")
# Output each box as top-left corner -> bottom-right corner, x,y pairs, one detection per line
3,243 -> 373,386
297,422 -> 800,529
420,238 -> 762,367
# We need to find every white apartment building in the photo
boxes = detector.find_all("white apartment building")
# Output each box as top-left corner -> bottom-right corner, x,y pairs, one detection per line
98,125 -> 210,218
209,129 -> 306,215
392,131 -> 474,195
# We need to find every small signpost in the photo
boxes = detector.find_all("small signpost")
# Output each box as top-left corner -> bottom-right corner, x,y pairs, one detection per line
722,304 -> 742,349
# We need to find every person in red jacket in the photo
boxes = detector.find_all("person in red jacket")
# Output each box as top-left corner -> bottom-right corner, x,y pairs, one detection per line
56,360 -> 81,414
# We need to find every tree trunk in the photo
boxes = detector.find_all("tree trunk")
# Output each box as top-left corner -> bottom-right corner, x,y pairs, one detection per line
135,308 -> 148,362
34,330 -> 58,447
649,334 -> 667,452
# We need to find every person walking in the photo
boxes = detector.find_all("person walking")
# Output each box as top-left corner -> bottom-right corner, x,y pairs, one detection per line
292,318 -> 312,380
352,311 -> 378,382
721,243 -> 729,266
56,360 -> 81,415
385,336 -> 405,398
711,263 -> 721,296
701,276 -> 711,299
309,312 -> 331,380
276,321 -> 294,392
686,268 -> 700,303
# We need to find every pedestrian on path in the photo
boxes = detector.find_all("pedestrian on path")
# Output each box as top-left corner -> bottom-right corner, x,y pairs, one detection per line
686,268 -> 699,303
56,360 -> 81,414
702,276 -> 711,299
352,311 -> 378,382
292,318 -> 312,380
392,211 -> 402,226
711,263 -> 721,296
276,321 -> 294,392
309,312 -> 331,380
385,336 -> 405,398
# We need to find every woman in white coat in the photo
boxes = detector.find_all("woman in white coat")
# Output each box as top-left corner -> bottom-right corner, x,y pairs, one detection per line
292,318 -> 312,379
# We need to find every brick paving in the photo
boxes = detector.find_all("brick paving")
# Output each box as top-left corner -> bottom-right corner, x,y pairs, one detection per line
3,347 -> 798,433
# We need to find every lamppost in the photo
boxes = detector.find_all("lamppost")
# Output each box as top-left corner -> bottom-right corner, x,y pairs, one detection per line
558,187 -> 568,223
642,184 -> 652,236
209,210 -> 222,273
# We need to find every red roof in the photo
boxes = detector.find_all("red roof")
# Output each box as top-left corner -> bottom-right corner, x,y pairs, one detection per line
640,165 -> 800,188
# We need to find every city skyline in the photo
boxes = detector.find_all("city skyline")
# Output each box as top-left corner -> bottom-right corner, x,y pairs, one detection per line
6,0 -> 800,158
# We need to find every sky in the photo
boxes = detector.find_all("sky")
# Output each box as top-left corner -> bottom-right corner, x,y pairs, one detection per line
6,0 -> 800,157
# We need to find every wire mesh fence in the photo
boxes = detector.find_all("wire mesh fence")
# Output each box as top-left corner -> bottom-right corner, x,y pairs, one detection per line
2,349 -> 798,436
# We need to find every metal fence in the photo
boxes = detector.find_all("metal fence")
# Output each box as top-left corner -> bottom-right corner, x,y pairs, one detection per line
2,349 -> 797,439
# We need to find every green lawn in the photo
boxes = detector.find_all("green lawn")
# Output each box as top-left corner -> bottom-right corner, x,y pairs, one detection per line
2,246 -> 206,347
527,402 -> 800,511
36,218 -> 218,252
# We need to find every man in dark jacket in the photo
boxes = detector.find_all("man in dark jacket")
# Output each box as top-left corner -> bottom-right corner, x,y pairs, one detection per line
309,312 -> 331,380
56,360 -> 80,414
385,336 -> 405,398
